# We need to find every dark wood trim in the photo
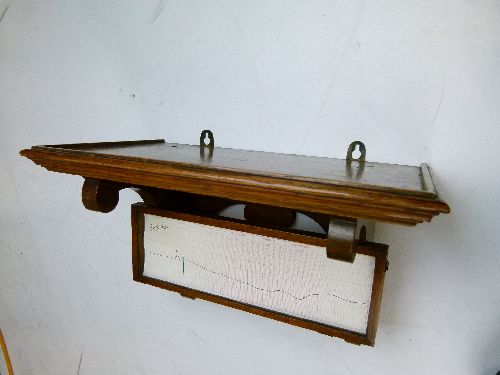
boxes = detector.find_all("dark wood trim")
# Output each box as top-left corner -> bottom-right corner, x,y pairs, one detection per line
23,141 -> 435,198
21,148 -> 449,225
136,204 -> 328,247
131,204 -> 388,346
131,204 -> 141,280
20,139 -> 450,226
365,245 -> 389,345
37,139 -> 165,150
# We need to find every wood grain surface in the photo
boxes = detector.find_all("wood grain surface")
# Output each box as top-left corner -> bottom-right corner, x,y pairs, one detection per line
20,139 -> 450,225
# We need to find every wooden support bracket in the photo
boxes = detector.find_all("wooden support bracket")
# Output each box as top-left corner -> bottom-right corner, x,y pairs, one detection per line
82,179 -> 168,213
82,179 -> 123,213
82,178 -> 361,262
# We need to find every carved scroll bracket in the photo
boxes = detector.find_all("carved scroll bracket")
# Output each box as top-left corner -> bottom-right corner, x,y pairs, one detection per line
82,179 -> 162,213
82,179 -> 123,213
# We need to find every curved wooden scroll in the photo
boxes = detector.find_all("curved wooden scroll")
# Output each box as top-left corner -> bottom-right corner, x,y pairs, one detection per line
82,179 -> 163,213
82,179 -> 123,213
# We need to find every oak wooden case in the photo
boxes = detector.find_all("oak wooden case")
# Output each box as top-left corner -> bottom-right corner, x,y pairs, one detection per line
20,134 -> 449,346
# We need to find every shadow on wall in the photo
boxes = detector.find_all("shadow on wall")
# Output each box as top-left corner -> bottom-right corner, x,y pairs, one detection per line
480,321 -> 500,375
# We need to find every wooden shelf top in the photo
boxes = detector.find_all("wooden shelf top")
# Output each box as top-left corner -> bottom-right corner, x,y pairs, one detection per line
21,139 -> 450,225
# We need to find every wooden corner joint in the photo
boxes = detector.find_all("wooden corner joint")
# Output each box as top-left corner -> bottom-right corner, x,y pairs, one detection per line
326,217 -> 358,263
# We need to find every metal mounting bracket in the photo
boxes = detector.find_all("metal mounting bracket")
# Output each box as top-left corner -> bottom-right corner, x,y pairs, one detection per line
200,129 -> 214,160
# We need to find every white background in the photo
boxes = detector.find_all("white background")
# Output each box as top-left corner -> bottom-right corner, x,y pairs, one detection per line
1,0 -> 499,374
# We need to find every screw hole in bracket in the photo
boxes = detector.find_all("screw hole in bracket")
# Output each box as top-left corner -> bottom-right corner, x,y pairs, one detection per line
346,141 -> 366,163
200,130 -> 214,160
200,130 -> 214,148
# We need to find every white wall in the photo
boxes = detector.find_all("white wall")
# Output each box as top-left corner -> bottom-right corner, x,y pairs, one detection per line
1,0 -> 499,374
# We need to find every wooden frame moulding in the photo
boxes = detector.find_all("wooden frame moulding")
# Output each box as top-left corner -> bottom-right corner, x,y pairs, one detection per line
20,135 -> 450,227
